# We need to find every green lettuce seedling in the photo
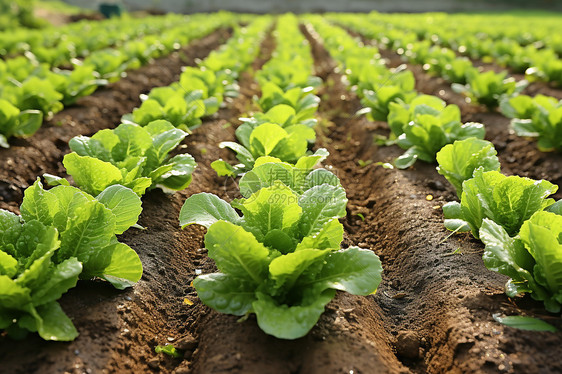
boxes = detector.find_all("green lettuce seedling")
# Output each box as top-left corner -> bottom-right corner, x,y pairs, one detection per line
480,211 -> 562,313
359,69 -> 417,121
21,179 -> 143,289
393,107 -> 485,169
443,169 -> 558,239
128,87 -> 206,130
452,70 -> 527,110
436,138 -> 501,198
211,109 -> 327,177
258,82 -> 320,123
0,98 -> 42,148
0,212 -> 82,341
179,163 -> 381,339
501,95 -> 562,152
388,95 -> 460,139
59,120 -> 196,196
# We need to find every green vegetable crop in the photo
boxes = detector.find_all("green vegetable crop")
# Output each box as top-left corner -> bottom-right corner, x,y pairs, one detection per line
57,120 -> 195,196
180,159 -> 382,339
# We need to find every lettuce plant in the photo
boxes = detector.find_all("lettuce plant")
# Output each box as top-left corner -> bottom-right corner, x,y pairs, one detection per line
180,160 -> 382,339
500,94 -> 562,152
436,138 -> 501,198
258,82 -> 320,123
51,66 -> 108,106
58,120 -> 195,196
480,211 -> 562,313
0,99 -> 42,148
4,77 -> 64,116
0,178 -> 142,341
176,67 -> 224,115
211,105 -> 327,177
0,213 -> 82,341
452,70 -> 527,109
442,58 -> 477,84
128,87 -> 206,130
21,180 -> 143,289
499,94 -> 558,120
359,69 -> 417,121
392,105 -> 485,169
388,95 -> 460,139
443,169 -> 558,239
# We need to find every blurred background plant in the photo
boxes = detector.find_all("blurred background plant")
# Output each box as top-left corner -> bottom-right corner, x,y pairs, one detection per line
0,0 -> 47,30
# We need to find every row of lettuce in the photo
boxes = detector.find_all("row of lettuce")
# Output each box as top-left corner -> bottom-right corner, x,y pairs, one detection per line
1,14 -> 186,66
436,138 -> 562,315
307,16 -> 562,318
355,12 -> 562,88
0,12 -> 237,148
323,13 -> 562,154
383,12 -> 562,85
179,14 -> 383,340
0,17 -> 271,341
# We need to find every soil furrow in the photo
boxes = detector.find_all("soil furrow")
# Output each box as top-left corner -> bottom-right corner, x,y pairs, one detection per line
303,21 -> 562,374
0,27 -> 233,214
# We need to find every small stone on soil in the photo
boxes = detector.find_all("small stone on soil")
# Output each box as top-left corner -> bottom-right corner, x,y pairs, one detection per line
147,357 -> 160,370
176,335 -> 198,351
396,330 -> 420,360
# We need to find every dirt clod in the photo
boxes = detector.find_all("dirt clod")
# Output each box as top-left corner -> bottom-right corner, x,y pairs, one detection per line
396,330 -> 421,360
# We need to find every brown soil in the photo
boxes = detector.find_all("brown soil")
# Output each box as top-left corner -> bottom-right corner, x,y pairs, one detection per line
2,20 -> 562,374
34,7 -> 72,27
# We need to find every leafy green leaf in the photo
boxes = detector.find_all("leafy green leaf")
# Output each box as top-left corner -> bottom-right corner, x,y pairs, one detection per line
252,290 -> 335,339
179,193 -> 241,228
87,243 -> 143,290
34,301 -> 79,341
204,221 -> 271,284
492,314 -> 558,332
194,273 -> 257,316
63,153 -> 124,197
155,344 -> 183,358
312,247 -> 383,295
96,185 -> 142,235
436,138 -> 501,197
240,185 -> 302,241
298,185 -> 347,237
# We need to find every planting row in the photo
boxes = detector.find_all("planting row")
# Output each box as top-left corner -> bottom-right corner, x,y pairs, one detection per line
363,12 -> 562,86
0,16 -> 270,341
181,13 -> 382,339
328,14 -> 562,154
0,12 -> 236,148
307,15 -> 562,325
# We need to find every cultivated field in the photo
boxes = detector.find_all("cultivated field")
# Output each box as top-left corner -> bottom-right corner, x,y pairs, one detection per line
0,10 -> 561,373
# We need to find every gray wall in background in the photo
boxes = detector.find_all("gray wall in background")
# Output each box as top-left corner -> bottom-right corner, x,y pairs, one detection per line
63,0 -> 562,13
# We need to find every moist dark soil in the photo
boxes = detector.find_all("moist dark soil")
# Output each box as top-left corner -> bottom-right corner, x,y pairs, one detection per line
1,20 -> 562,374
